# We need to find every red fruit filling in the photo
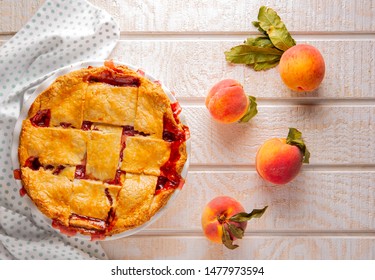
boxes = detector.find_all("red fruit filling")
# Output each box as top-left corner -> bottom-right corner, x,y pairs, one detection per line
89,208 -> 117,241
119,127 -> 129,161
105,169 -> 126,186
30,109 -> 51,127
156,141 -> 183,195
69,214 -> 107,231
122,125 -> 149,137
84,69 -> 141,87
13,169 -> 21,180
19,187 -> 27,197
74,165 -> 86,179
60,122 -> 72,128
171,102 -> 182,120
24,156 -> 42,170
105,188 -> 113,205
52,165 -> 65,175
162,116 -> 186,142
156,113 -> 188,195
81,121 -> 93,131
122,125 -> 136,136
52,220 -> 77,237
53,207 -> 118,240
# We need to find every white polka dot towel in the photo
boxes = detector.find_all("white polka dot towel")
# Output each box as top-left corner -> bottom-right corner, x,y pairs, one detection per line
0,0 -> 120,259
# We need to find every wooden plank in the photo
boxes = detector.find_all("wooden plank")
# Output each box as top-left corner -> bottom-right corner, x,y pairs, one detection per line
141,171 -> 375,231
0,0 -> 44,33
101,236 -> 375,259
2,0 -> 375,33
109,40 -> 375,98
91,0 -> 375,33
181,106 -> 375,165
2,0 -> 375,262
2,39 -> 374,99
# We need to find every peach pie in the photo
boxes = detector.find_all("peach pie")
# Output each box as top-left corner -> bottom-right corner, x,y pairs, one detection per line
15,62 -> 189,239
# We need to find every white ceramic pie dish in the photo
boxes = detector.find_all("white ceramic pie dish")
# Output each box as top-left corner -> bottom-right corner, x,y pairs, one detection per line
11,60 -> 190,241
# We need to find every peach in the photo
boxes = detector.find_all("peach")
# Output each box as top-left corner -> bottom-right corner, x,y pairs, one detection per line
256,128 -> 310,185
201,196 -> 246,244
201,196 -> 267,249
279,44 -> 325,92
205,79 -> 249,123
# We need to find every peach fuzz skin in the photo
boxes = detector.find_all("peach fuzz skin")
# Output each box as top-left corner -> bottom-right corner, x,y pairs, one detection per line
256,138 -> 303,185
279,44 -> 325,92
201,196 -> 247,244
205,79 -> 249,123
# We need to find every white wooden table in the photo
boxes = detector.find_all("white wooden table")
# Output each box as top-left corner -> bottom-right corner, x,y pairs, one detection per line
2,0 -> 375,259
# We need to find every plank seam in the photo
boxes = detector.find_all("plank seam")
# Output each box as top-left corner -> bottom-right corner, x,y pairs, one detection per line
1,32 -> 375,41
178,97 -> 375,107
117,32 -> 375,41
132,229 -> 375,237
188,164 -> 375,172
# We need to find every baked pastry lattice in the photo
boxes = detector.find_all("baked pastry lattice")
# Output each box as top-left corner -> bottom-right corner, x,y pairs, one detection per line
15,62 -> 189,239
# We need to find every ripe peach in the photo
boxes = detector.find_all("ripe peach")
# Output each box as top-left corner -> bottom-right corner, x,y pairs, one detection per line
279,44 -> 325,92
256,138 -> 303,185
201,196 -> 247,244
201,196 -> 267,249
205,79 -> 249,123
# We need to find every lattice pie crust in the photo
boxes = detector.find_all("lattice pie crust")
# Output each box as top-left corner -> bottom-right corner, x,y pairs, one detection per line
16,62 -> 189,239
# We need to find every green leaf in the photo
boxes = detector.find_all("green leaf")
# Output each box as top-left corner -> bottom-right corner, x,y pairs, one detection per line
229,206 -> 268,223
244,36 -> 274,48
243,37 -> 282,70
227,223 -> 245,239
221,224 -> 238,250
225,5 -> 296,71
257,6 -> 296,51
252,21 -> 267,35
239,37 -> 282,70
286,128 -> 310,163
253,59 -> 280,71
225,44 -> 282,66
239,95 -> 258,123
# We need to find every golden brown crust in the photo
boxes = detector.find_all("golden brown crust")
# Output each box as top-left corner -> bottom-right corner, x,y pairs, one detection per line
134,82 -> 167,138
70,180 -> 120,221
84,83 -> 138,126
28,68 -> 90,128
149,188 -> 175,218
19,120 -> 88,166
120,136 -> 171,176
18,63 -> 188,237
21,168 -> 72,226
86,131 -> 122,181
111,173 -> 157,234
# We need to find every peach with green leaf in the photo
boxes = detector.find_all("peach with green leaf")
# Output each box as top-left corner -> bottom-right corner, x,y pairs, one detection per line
205,79 -> 258,123
201,196 -> 267,249
224,6 -> 325,91
256,128 -> 310,185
